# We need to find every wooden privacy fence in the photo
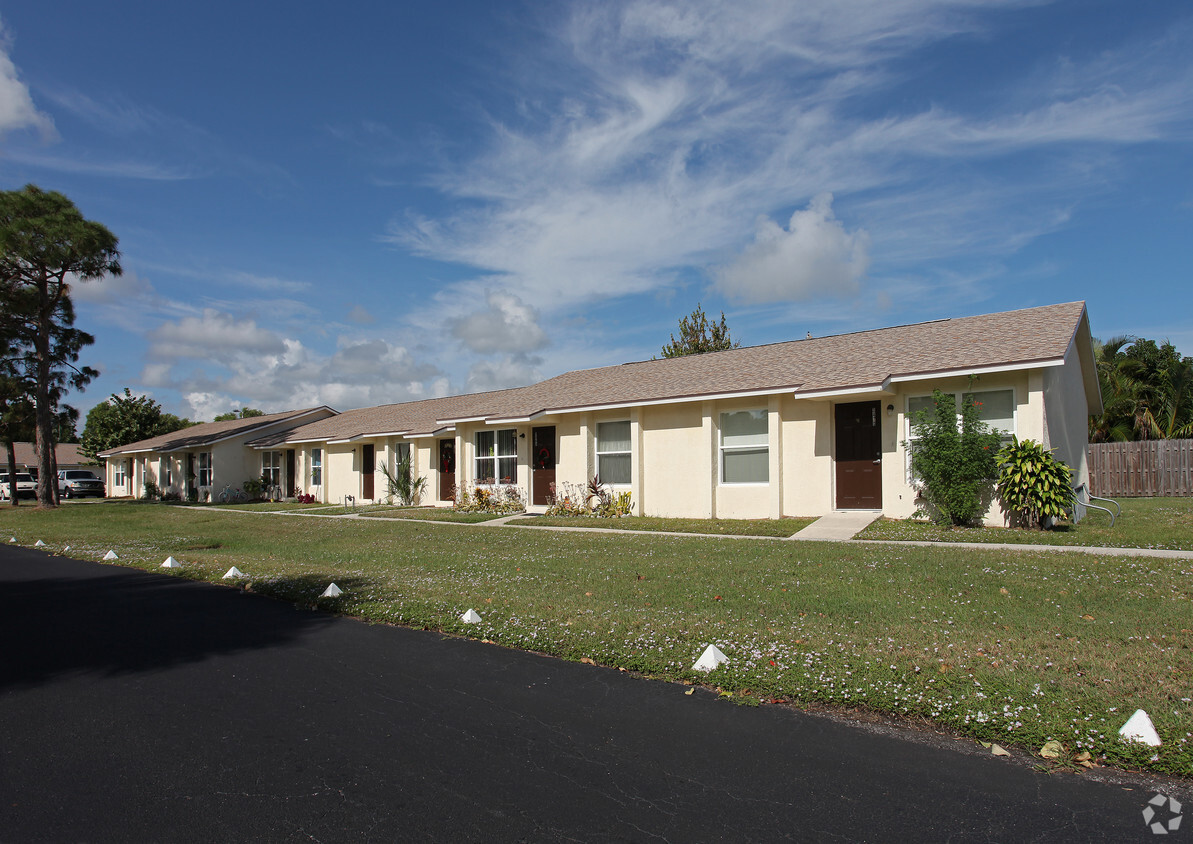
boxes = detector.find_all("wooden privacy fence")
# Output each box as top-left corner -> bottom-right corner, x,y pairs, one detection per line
1087,439 -> 1193,497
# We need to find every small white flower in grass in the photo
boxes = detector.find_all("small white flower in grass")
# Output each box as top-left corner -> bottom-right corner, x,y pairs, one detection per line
461,609 -> 482,624
693,644 -> 729,673
223,566 -> 245,579
1119,709 -> 1162,747
320,583 -> 343,598
161,556 -> 182,569
34,540 -> 45,547
103,550 -> 118,560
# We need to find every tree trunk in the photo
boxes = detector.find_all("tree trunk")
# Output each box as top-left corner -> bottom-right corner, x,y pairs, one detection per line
5,440 -> 18,507
33,273 -> 57,509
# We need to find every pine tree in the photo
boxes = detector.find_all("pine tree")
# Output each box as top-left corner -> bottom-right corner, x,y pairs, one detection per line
0,185 -> 120,506
659,304 -> 741,358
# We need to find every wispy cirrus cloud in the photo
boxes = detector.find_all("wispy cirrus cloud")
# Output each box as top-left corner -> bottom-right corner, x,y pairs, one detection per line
387,0 -> 1193,345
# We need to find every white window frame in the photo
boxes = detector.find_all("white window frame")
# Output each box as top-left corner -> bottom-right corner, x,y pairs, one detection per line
163,458 -> 172,489
596,420 -> 632,486
310,448 -> 323,487
197,452 -> 213,487
475,429 -> 517,484
262,451 -> 282,488
719,409 -> 769,485
113,460 -> 127,487
905,389 -> 1016,482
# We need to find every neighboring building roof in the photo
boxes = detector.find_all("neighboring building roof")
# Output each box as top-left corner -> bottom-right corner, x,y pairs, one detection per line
4,442 -> 91,468
246,388 -> 530,446
98,407 -> 337,457
264,301 -> 1092,445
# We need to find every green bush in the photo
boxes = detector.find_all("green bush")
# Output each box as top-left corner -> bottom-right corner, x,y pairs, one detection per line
905,390 -> 1001,526
242,478 -> 264,499
996,437 -> 1073,529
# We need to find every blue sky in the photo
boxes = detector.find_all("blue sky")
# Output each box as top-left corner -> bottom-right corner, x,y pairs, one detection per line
1,1 -> 1190,422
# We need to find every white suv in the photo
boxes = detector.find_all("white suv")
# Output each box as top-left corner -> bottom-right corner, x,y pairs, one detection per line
58,469 -> 106,499
1,472 -> 37,500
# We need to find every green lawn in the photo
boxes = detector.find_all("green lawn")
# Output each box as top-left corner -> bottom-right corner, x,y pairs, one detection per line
3,500 -> 1190,777
513,515 -> 816,537
859,497 -> 1193,551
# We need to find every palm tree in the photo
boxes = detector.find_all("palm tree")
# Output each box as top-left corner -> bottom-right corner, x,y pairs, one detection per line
1089,336 -> 1193,441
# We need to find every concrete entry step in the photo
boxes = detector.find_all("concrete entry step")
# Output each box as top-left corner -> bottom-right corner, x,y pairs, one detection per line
789,511 -> 881,541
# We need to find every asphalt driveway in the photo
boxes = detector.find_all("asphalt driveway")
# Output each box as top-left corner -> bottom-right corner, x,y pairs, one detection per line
0,545 -> 1181,842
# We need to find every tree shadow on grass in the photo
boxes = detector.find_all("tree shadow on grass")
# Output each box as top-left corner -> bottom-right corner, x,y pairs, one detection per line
0,547 -> 369,691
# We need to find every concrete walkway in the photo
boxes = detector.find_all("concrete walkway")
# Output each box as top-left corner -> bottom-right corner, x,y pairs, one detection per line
788,510 -> 881,541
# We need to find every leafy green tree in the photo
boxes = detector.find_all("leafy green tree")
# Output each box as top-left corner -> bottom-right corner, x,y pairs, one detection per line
659,304 -> 741,358
80,389 -> 194,461
0,373 -> 34,507
0,185 -> 119,506
905,389 -> 1001,526
213,407 -> 265,421
1089,336 -> 1193,441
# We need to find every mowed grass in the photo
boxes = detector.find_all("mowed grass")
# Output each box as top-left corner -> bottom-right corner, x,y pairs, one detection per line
514,515 -> 817,537
860,497 -> 1193,551
4,501 -> 1191,777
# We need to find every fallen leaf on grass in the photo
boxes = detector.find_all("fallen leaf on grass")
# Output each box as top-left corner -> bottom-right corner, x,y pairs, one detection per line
1040,740 -> 1064,758
999,587 -> 1009,595
1074,751 -> 1095,768
1080,614 -> 1095,621
580,657 -> 595,665
991,745 -> 1011,757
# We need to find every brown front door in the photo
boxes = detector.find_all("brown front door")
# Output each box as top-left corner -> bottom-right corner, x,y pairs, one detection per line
835,401 -> 882,509
439,439 -> 455,502
362,444 -> 375,500
532,426 -> 556,506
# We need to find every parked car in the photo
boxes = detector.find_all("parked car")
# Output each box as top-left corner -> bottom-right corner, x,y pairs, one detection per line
58,469 -> 106,499
1,472 -> 38,500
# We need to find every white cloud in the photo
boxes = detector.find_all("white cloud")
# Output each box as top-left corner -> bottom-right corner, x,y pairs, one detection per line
70,269 -> 156,306
450,290 -> 549,354
147,310 -> 288,362
465,354 -> 544,393
140,309 -> 446,417
389,0 -> 1193,333
347,304 -> 376,324
715,194 -> 870,304
0,28 -> 54,138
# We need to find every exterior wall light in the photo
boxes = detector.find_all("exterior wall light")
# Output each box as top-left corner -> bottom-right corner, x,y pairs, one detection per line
886,404 -> 895,417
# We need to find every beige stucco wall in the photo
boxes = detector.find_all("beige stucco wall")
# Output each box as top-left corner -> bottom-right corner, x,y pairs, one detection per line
888,371 -> 1037,525
637,403 -> 708,517
453,422 -> 531,506
1042,344 -> 1093,489
174,355 -> 1090,521
781,396 -> 833,518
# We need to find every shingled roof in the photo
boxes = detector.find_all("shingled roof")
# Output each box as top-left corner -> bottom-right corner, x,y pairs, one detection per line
245,389 -> 530,446
260,301 -> 1090,444
473,300 -> 1090,419
98,407 -> 336,456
